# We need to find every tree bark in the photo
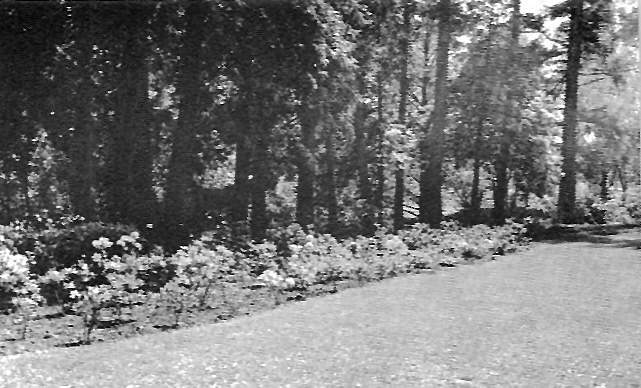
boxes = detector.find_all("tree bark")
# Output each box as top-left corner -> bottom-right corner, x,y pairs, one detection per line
69,5 -> 98,221
164,1 -> 208,247
326,122 -> 338,235
250,132 -> 268,242
231,129 -> 251,232
394,0 -> 412,232
557,0 -> 584,223
104,6 -> 156,229
375,72 -> 386,225
493,0 -> 521,226
419,0 -> 451,228
470,157 -> 482,224
354,78 -> 375,235
600,170 -> 609,202
421,23 -> 431,108
493,142 -> 510,225
295,100 -> 318,231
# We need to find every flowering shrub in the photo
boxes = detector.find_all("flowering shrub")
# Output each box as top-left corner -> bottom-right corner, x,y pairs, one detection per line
1,221 -> 530,347
29,222 -> 150,276
1,248 -> 33,309
33,226 -> 150,306
0,247 -> 43,339
150,241 -> 252,327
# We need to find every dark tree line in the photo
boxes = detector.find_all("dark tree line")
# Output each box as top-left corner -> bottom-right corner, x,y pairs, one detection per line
0,0 -> 636,251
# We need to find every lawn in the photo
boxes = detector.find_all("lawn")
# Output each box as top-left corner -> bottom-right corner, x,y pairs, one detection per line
2,235 -> 641,387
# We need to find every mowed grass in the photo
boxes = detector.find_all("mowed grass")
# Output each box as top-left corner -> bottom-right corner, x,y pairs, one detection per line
2,241 -> 641,387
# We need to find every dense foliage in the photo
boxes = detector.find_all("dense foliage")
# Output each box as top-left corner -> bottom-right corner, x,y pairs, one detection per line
0,0 -> 637,252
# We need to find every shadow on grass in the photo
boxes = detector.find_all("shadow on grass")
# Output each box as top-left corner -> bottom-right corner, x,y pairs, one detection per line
532,223 -> 641,249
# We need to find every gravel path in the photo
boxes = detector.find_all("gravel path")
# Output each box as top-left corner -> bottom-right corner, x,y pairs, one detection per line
2,241 -> 640,387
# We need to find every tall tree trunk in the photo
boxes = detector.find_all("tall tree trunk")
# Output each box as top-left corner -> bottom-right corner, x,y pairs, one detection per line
419,0 -> 451,228
470,157 -> 482,224
231,128 -> 251,234
104,6 -> 155,229
250,132 -> 268,242
375,71 -> 386,225
394,0 -> 412,232
557,0 -> 584,223
69,6 -> 98,221
354,78 -> 375,235
600,170 -> 609,201
493,142 -> 510,225
421,23 -> 431,107
164,1 -> 207,248
493,0 -> 521,226
618,162 -> 627,193
469,113 -> 485,224
326,123 -> 338,235
418,23 -> 431,226
296,99 -> 318,231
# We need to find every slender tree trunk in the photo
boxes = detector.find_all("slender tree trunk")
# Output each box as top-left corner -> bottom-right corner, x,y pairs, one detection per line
600,170 -> 609,201
418,23 -> 431,226
493,0 -> 521,226
326,123 -> 338,235
295,100 -> 318,231
69,6 -> 98,220
231,131 -> 251,232
354,78 -> 375,235
375,72 -> 386,225
164,2 -> 207,247
104,6 -> 155,229
493,143 -> 510,225
618,163 -> 627,193
557,0 -> 584,223
419,0 -> 451,228
470,158 -> 482,224
469,113 -> 485,224
394,0 -> 412,232
250,132 -> 268,242
421,23 -> 431,107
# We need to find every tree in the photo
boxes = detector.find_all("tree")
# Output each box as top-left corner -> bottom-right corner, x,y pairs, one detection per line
164,1 -> 215,249
553,0 -> 612,223
419,0 -> 453,227
295,94 -> 320,231
100,5 -> 157,230
492,0 -> 522,225
394,0 -> 413,232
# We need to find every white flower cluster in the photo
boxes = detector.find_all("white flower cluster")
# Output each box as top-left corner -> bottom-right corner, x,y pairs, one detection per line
0,248 -> 29,285
257,269 -> 296,289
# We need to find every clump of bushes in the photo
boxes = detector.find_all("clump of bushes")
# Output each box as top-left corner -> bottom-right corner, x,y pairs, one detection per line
1,220 -> 529,346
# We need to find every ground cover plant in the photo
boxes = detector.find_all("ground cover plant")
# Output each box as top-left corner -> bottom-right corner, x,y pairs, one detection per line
0,220 -> 529,356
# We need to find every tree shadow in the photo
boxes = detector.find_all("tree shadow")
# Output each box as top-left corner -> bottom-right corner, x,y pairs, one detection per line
533,224 -> 641,249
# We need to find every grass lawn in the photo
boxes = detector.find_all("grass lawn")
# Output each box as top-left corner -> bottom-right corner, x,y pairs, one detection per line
2,236 -> 641,387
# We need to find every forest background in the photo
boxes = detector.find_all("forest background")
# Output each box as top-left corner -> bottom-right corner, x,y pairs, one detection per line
0,0 -> 639,252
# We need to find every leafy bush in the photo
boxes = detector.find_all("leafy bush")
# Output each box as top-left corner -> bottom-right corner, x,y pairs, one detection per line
587,187 -> 641,225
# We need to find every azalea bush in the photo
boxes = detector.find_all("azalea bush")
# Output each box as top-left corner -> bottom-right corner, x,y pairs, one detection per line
150,241 -> 249,328
0,247 -> 44,339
